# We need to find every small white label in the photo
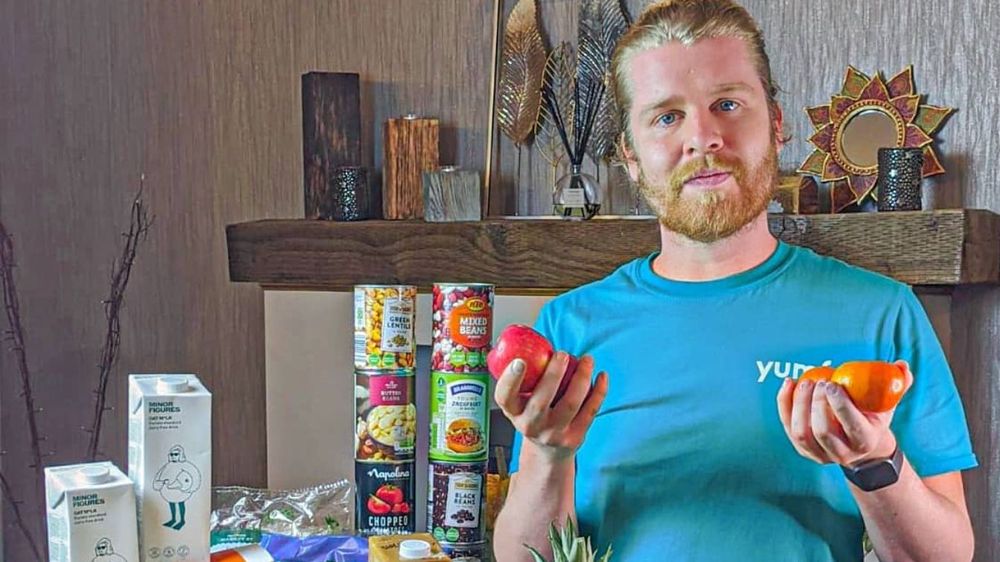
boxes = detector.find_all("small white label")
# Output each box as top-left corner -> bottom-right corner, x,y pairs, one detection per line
380,296 -> 414,353
444,473 -> 482,528
561,187 -> 587,207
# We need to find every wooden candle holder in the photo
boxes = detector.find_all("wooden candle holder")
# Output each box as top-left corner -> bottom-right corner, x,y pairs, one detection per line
383,115 -> 439,220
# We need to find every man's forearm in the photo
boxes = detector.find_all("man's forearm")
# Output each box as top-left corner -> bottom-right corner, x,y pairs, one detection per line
493,446 -> 577,562
854,458 -> 973,562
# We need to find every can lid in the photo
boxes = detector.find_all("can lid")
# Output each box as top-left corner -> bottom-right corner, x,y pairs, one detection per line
157,375 -> 191,393
399,539 -> 432,559
77,465 -> 111,485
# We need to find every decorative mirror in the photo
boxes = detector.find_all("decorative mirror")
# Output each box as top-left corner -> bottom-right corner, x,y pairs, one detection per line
797,66 -> 953,212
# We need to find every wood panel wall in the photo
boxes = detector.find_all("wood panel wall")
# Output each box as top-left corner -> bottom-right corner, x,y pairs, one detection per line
2,0 -> 997,560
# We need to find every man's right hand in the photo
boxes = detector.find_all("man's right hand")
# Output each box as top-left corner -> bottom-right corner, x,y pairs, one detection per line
493,352 -> 609,462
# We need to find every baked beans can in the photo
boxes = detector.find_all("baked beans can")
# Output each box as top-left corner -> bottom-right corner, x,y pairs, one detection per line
355,460 -> 416,537
440,541 -> 491,562
355,370 -> 416,462
427,461 -> 487,544
431,284 -> 494,373
429,371 -> 490,462
354,285 -> 417,370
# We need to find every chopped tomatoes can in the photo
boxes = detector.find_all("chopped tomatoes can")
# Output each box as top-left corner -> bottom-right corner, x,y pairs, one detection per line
355,460 -> 416,537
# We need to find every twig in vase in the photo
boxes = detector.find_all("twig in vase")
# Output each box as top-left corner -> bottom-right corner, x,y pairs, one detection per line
86,181 -> 153,461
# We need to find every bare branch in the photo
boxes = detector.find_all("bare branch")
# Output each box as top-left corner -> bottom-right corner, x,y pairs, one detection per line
86,179 -> 152,461
1,471 -> 44,562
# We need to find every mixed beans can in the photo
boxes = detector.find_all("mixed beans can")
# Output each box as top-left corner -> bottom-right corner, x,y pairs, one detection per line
355,370 -> 416,462
431,284 -> 494,373
427,461 -> 487,544
355,460 -> 416,537
354,285 -> 417,370
428,371 -> 490,462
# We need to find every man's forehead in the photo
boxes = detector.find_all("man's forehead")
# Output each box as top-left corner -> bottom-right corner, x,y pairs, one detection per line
628,36 -> 760,101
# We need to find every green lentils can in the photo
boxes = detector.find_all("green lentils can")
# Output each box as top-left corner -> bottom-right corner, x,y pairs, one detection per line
354,285 -> 416,370
429,371 -> 490,462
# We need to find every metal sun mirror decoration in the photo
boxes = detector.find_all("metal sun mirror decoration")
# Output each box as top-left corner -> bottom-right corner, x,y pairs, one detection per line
495,0 -> 630,220
797,65 -> 954,213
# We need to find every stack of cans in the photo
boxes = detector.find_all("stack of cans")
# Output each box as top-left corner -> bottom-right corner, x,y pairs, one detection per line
427,283 -> 494,560
354,285 -> 418,536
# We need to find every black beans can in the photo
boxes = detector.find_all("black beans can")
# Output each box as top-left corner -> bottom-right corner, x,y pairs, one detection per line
440,541 -> 492,562
355,460 -> 416,536
427,461 -> 487,544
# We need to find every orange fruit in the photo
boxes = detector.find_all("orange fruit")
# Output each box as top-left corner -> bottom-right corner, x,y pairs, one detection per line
830,361 -> 906,413
798,366 -> 835,383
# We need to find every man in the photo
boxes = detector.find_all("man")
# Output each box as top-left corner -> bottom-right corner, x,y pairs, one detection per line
492,1 -> 977,561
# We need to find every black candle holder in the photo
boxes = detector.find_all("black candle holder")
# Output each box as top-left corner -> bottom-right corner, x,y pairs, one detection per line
326,166 -> 373,221
876,147 -> 924,212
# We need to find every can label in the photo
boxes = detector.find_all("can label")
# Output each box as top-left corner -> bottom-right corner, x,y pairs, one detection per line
354,285 -> 416,370
429,372 -> 490,461
355,461 -> 415,537
440,540 -> 491,562
432,284 -> 494,373
355,372 -> 416,462
428,461 -> 487,544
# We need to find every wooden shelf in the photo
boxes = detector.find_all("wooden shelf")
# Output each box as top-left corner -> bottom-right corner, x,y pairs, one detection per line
226,209 -> 1000,293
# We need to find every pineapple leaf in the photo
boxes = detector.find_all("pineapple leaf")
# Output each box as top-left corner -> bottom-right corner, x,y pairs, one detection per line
524,544 -> 550,562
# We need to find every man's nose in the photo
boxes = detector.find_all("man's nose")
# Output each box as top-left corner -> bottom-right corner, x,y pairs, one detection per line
683,111 -> 724,156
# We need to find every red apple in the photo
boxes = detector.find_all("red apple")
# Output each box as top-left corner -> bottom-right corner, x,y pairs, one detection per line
487,324 -> 579,400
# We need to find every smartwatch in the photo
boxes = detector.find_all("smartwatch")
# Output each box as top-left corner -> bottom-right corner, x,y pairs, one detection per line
841,445 -> 904,492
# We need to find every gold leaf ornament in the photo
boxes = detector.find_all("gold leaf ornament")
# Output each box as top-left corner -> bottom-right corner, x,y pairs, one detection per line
497,0 -> 548,146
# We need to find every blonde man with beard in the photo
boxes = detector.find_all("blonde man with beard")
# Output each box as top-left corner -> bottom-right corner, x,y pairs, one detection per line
492,1 -> 976,561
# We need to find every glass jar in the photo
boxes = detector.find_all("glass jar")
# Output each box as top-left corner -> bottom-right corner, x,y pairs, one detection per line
553,164 -> 601,220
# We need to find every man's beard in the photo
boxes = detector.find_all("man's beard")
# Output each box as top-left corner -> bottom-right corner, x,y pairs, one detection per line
637,143 -> 778,243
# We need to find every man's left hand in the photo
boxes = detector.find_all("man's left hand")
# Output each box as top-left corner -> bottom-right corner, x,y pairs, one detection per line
776,360 -> 914,467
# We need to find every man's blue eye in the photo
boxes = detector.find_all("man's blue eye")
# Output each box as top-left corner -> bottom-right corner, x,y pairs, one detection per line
719,100 -> 739,111
656,113 -> 677,126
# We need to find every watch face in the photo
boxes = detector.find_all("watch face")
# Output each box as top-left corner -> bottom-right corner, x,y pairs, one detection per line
853,460 -> 900,491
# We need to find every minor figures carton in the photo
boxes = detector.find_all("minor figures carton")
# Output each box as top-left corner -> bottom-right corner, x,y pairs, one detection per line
129,374 -> 211,562
45,461 -> 140,562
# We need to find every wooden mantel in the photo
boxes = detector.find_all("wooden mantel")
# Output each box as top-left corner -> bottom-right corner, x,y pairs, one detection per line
226,209 -> 1000,293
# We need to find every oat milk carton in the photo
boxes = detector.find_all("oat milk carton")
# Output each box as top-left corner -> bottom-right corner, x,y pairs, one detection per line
129,374 -> 211,562
45,461 -> 140,562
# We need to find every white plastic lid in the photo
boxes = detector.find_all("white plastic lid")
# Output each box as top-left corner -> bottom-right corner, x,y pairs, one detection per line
157,376 -> 191,393
398,539 -> 432,559
77,465 -> 111,485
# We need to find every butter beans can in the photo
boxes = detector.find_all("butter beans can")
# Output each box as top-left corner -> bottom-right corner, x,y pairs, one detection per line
355,285 -> 416,370
355,461 -> 416,537
355,371 -> 416,462
429,372 -> 490,462
431,284 -> 493,373
427,461 -> 487,544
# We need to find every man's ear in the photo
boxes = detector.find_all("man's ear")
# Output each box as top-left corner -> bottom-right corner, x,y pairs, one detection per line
773,104 -> 785,152
620,134 -> 640,183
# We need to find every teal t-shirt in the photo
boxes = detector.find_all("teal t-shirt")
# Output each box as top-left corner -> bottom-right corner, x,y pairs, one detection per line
509,242 -> 977,561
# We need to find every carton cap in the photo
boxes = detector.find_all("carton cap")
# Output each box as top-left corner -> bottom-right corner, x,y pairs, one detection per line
157,375 -> 191,393
399,540 -> 432,559
77,465 -> 111,485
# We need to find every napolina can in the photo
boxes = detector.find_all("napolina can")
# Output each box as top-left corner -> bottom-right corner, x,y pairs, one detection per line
355,461 -> 416,537
431,284 -> 494,373
355,285 -> 417,370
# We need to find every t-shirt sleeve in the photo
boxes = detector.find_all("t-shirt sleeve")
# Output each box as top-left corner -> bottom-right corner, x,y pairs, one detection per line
890,286 -> 978,477
507,301 -> 557,475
